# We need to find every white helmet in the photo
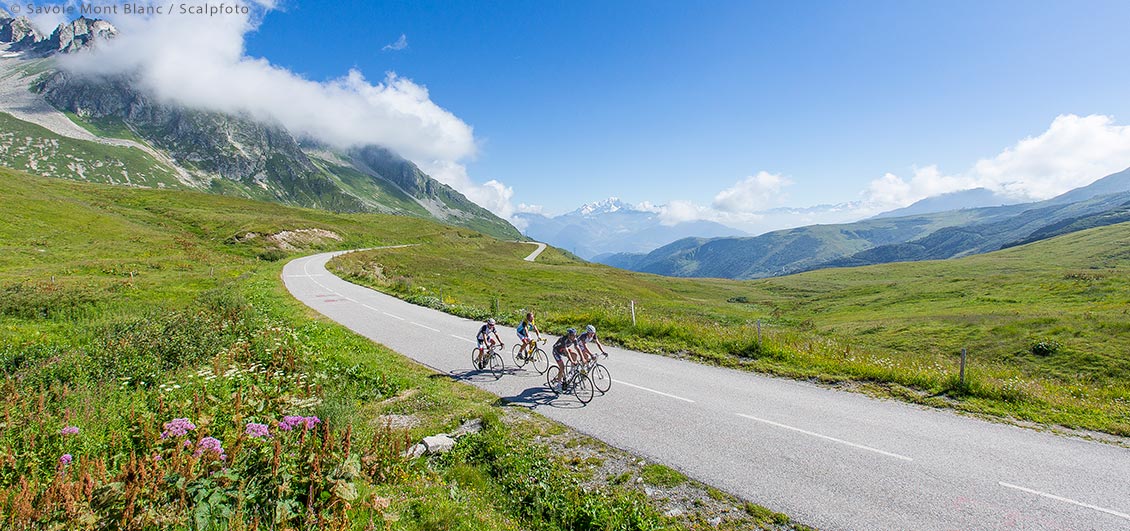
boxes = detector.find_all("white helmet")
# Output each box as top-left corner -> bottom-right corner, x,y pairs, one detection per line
487,318 -> 496,325
586,325 -> 596,334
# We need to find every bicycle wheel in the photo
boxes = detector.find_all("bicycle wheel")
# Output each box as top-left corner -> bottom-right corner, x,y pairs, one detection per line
592,364 -> 611,394
531,348 -> 549,374
488,352 -> 504,379
572,373 -> 595,404
470,347 -> 482,370
512,343 -> 528,368
545,366 -> 563,395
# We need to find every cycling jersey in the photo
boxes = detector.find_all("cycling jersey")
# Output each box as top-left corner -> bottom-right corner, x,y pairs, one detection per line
517,319 -> 531,339
477,324 -> 491,340
577,331 -> 597,346
552,335 -> 576,361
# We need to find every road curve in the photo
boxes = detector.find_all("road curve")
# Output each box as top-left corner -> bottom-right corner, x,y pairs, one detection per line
284,250 -> 1130,531
522,241 -> 548,262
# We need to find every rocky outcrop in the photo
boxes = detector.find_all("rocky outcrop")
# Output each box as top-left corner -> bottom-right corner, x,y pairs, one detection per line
1,15 -> 116,54
40,16 -> 117,53
0,17 -> 45,47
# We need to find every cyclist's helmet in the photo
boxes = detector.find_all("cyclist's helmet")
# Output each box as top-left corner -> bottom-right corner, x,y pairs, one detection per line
487,318 -> 496,326
586,325 -> 596,334
566,327 -> 576,336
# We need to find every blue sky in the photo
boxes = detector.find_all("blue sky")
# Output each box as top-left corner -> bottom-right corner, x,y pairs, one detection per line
237,0 -> 1130,218
32,0 -> 1130,228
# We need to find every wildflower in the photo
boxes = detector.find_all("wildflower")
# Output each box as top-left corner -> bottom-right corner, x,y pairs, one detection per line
245,422 -> 270,439
279,415 -> 321,431
59,426 -> 80,436
194,436 -> 226,460
60,454 -> 72,466
161,418 -> 197,439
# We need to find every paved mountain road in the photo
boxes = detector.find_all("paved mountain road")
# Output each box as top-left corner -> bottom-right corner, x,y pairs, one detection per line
284,250 -> 1130,531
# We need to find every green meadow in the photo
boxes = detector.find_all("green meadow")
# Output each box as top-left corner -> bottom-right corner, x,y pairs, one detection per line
329,220 -> 1130,437
5,170 -> 810,530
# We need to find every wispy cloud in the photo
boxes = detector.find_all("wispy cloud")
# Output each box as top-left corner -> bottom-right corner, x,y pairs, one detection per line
382,33 -> 408,52
57,2 -> 518,221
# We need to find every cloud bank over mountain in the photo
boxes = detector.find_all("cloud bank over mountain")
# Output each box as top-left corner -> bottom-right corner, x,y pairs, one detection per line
57,0 -> 517,220
620,114 -> 1130,235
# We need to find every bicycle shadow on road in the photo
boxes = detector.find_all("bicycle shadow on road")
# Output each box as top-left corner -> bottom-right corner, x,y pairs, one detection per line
496,386 -> 586,410
442,366 -> 528,382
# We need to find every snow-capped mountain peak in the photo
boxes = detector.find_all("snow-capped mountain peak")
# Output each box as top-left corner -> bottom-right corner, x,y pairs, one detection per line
574,197 -> 632,216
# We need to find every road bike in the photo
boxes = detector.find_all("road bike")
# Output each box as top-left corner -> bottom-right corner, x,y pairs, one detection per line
545,355 -> 595,404
587,354 -> 611,394
471,341 -> 504,379
512,337 -> 549,374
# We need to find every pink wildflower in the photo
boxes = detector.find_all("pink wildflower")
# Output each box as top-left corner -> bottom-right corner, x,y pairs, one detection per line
161,418 -> 197,439
245,422 -> 270,439
59,426 -> 80,436
194,436 -> 226,460
60,454 -> 72,466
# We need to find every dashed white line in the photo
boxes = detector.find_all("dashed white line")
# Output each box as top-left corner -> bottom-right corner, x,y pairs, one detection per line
613,379 -> 695,403
736,413 -> 913,461
382,312 -> 405,321
999,482 -> 1130,521
411,322 -> 440,332
450,334 -> 475,343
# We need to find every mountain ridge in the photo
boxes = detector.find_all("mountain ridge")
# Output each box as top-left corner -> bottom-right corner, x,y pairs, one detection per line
601,168 -> 1130,279
0,15 -> 520,240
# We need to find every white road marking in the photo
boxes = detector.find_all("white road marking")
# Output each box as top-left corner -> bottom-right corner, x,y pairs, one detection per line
285,274 -> 324,278
613,379 -> 695,403
411,322 -> 440,332
736,413 -> 913,461
382,312 -> 405,321
450,334 -> 475,343
999,482 -> 1130,521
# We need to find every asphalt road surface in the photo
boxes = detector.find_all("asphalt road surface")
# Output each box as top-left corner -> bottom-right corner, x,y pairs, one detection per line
284,250 -> 1130,531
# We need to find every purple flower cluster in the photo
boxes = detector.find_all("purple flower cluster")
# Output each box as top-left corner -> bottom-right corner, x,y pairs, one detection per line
194,436 -> 226,460
279,415 -> 321,431
59,454 -> 73,466
59,426 -> 80,436
245,422 -> 270,439
161,418 -> 197,439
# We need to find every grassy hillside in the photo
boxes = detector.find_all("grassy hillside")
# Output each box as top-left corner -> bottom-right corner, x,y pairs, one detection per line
0,111 -> 183,188
0,170 -> 798,530
331,221 -> 1130,437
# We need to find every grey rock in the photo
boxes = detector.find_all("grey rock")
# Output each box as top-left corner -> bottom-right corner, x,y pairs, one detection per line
448,418 -> 483,438
403,443 -> 426,458
422,434 -> 456,455
708,516 -> 722,527
664,508 -> 683,518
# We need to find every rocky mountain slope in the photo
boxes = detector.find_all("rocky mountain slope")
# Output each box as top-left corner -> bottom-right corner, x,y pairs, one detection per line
0,15 -> 520,240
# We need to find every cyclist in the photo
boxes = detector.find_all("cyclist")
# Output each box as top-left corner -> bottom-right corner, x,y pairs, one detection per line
475,318 -> 503,369
577,324 -> 607,365
549,328 -> 578,387
516,311 -> 543,358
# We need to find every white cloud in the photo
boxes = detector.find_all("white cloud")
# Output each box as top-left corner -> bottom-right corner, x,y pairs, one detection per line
865,114 -> 1130,209
382,34 -> 408,52
712,171 -> 791,213
516,203 -> 545,214
56,1 -> 519,221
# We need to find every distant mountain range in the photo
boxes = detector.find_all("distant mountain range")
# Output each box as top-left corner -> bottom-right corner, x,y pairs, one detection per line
600,168 -> 1130,279
514,198 -> 746,259
0,15 -> 520,240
